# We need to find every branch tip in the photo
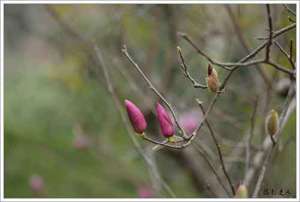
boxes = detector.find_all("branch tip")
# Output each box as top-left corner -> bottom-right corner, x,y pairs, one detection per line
177,32 -> 187,37
176,46 -> 181,52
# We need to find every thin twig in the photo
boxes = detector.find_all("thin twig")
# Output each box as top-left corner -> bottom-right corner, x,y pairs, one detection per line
177,46 -> 207,89
289,40 -> 295,69
178,32 -> 232,71
192,143 -> 231,196
269,134 -> 276,147
283,4 -> 296,16
252,150 -> 272,197
180,23 -> 295,73
197,102 -> 236,196
224,5 -> 272,88
94,45 -> 176,197
273,41 -> 295,69
122,46 -> 189,139
288,16 -> 296,23
264,60 -> 295,76
245,97 -> 258,176
256,23 -> 296,40
265,4 -> 273,62
244,82 -> 296,188
180,26 -> 295,78
224,5 -> 249,52
213,59 -> 265,67
154,19 -> 296,158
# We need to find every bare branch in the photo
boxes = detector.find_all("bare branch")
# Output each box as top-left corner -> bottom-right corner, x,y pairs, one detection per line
256,23 -> 296,40
179,23 -> 296,78
214,59 -> 265,67
122,45 -> 189,140
177,46 -> 207,89
264,60 -> 295,76
178,32 -> 232,71
274,41 -> 295,69
245,97 -> 258,176
94,46 -> 176,197
224,5 -> 272,88
290,40 -> 295,69
265,4 -> 273,62
252,150 -> 272,197
288,16 -> 296,23
192,142 -> 231,196
283,4 -> 296,16
197,101 -> 236,196
244,81 -> 296,189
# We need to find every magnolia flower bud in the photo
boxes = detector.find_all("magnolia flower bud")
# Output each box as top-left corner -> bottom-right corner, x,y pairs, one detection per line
206,64 -> 220,92
125,99 -> 147,134
156,102 -> 175,138
29,175 -> 44,193
266,109 -> 279,136
235,184 -> 248,198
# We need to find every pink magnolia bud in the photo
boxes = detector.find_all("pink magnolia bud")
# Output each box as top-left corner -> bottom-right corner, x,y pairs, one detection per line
179,111 -> 200,135
29,175 -> 44,193
137,185 -> 154,198
125,99 -> 147,134
156,102 -> 175,138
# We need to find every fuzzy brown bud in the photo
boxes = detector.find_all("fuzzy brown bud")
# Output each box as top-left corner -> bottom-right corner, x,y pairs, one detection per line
206,64 -> 220,92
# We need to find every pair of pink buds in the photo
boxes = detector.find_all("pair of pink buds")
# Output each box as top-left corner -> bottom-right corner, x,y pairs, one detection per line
124,99 -> 174,138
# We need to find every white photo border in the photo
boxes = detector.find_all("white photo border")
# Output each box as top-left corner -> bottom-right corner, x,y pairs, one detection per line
0,1 -> 299,201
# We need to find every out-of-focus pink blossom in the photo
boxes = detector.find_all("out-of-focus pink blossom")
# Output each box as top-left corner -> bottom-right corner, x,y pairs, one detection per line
29,175 -> 44,193
156,102 -> 175,138
179,111 -> 201,135
138,185 -> 154,198
73,134 -> 90,150
125,100 -> 147,134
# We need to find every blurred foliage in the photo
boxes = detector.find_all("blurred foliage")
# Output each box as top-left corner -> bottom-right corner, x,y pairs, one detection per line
4,4 -> 296,198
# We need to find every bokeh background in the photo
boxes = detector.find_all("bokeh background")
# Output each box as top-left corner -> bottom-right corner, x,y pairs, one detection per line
4,4 -> 296,198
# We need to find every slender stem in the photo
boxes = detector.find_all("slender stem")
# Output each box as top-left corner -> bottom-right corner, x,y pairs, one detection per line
94,46 -> 175,197
215,59 -> 265,67
122,46 -> 188,139
274,41 -> 295,69
269,134 -> 276,147
244,83 -> 296,188
265,4 -> 273,62
178,32 -> 232,71
224,5 -> 272,88
177,46 -> 207,89
245,97 -> 258,176
197,103 -> 236,196
289,40 -> 295,69
161,20 -> 296,157
139,94 -> 219,150
256,23 -> 296,40
283,4 -> 296,16
252,150 -> 272,197
180,23 -> 295,72
192,142 -> 231,196
264,61 -> 295,76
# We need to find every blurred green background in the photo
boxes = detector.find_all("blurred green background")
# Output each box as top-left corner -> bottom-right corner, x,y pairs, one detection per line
4,4 -> 296,198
